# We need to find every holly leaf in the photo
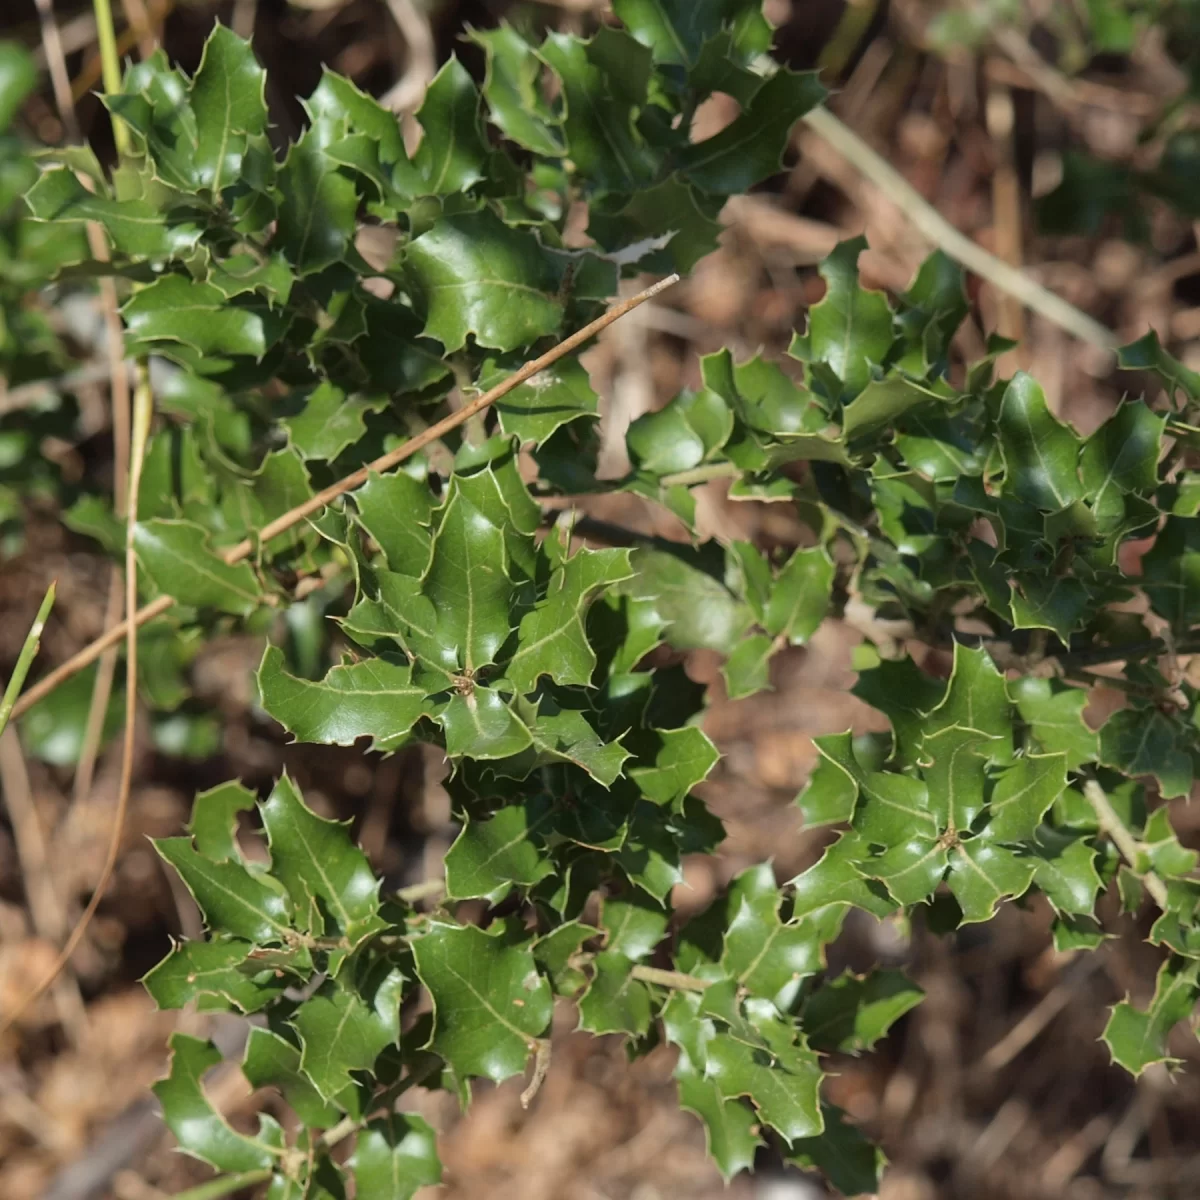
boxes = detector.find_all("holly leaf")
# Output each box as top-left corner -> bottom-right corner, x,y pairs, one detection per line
984,754 -> 1067,842
721,633 -> 775,700
291,965 -> 405,1101
993,373 -> 1084,511
190,25 -> 268,194
258,645 -> 431,753
491,357 -> 597,446
1009,677 -> 1099,770
412,57 -> 489,194
405,210 -> 564,352
577,951 -> 653,1036
945,839 -> 1036,924
152,835 -> 293,943
508,547 -> 633,694
243,1027 -> 348,1128
677,68 -> 825,195
1030,827 -> 1103,916
764,546 -> 834,642
143,939 -> 286,1013
628,725 -> 719,808
411,922 -> 552,1083
443,803 -> 554,902
276,120 -> 357,274
351,1114 -> 442,1200
134,518 -> 262,615
786,1105 -> 886,1199
259,774 -> 384,944
352,470 -> 434,577
187,779 -> 256,863
1142,515 -> 1200,630
470,26 -> 563,157
790,237 -> 894,399
283,383 -> 389,462
1099,706 -> 1194,800
154,1034 -> 278,1173
1103,956 -> 1200,1076
612,0 -> 772,66
803,970 -> 923,1053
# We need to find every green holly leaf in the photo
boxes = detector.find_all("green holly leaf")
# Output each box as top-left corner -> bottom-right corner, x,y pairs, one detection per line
790,845 -> 892,928
1142,515 -> 1200,630
628,725 -> 719,808
444,804 -> 554,902
705,1002 -> 823,1142
142,939 -> 286,1013
470,26 -> 563,157
1117,329 -> 1200,406
1030,827 -> 1103,916
190,25 -> 268,194
538,31 -> 658,191
600,891 -> 669,960
803,970 -> 923,1053
411,922 -> 553,1083
985,754 -> 1067,842
276,120 -> 357,274
258,644 -> 431,753
291,964 -> 405,1101
764,546 -> 834,642
520,696 -> 631,785
866,837 -> 947,907
852,655 -> 944,769
722,863 -> 843,1008
533,921 -> 599,996
578,950 -> 654,1036
993,373 -> 1084,511
152,835 -> 293,943
187,780 -> 256,863
1009,677 -> 1099,770
154,1035 -> 278,1173
661,991 -> 762,1182
25,167 -> 203,259
353,471 -> 434,577
721,633 -> 775,699
677,68 -> 825,195
508,547 -> 633,694
259,774 -> 384,944
123,275 -> 272,359
283,383 -> 389,462
491,357 -> 598,446
811,731 -> 937,848
1103,956 -> 1200,1076
945,839 -> 1036,924
624,547 -> 752,652
1079,399 -> 1164,525
412,57 -> 489,194
405,209 -> 564,352
243,1027 -> 348,1128
1138,808 -> 1199,879
786,1104 -> 886,1199
613,0 -> 771,66
1099,706 -> 1193,800
797,748 -> 858,828
627,387 -> 733,475
790,238 -> 895,400
351,1114 -> 442,1200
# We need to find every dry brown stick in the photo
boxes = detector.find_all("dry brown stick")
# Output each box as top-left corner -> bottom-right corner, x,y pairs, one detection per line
11,275 -> 681,724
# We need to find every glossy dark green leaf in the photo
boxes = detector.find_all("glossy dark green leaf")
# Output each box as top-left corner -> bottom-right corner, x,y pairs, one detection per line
190,26 -> 268,194
412,57 -> 489,194
985,754 -> 1067,842
1099,706 -> 1193,800
721,633 -> 775,700
1142,515 -> 1200,630
258,644 -> 431,753
578,950 -> 653,1036
411,922 -> 552,1083
613,0 -> 771,66
243,1026 -> 347,1128
405,210 -> 564,352
353,470 -> 434,577
291,966 -> 405,1100
764,546 -> 834,642
1103,956 -> 1200,1075
491,357 -> 598,446
1009,677 -> 1098,771
284,383 -> 388,461
351,1114 -> 442,1200
444,804 -> 554,902
124,276 -> 270,358
143,939 -> 285,1013
803,970 -> 923,1053
154,1034 -> 277,1172
276,121 -> 357,274
260,774 -> 383,944
628,725 -> 719,808
945,839 -> 1036,924
470,26 -> 563,157
790,237 -> 894,399
677,68 -> 825,195
152,835 -> 293,943
994,373 -> 1084,511
787,1105 -> 886,1199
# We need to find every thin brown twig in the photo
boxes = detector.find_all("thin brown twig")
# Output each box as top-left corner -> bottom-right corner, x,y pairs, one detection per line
11,276 -> 681,722
33,0 -> 81,143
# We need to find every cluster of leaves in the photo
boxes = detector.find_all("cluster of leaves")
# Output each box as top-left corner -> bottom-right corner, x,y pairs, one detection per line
10,0 -> 1200,1194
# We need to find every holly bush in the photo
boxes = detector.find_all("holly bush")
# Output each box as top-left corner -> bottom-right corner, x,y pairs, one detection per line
7,1 -> 1200,1196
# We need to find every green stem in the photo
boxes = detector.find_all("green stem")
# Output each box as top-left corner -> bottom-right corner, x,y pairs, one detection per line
630,964 -> 710,992
92,0 -> 131,159
0,583 -> 56,740
169,1169 -> 273,1200
1082,779 -> 1169,910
